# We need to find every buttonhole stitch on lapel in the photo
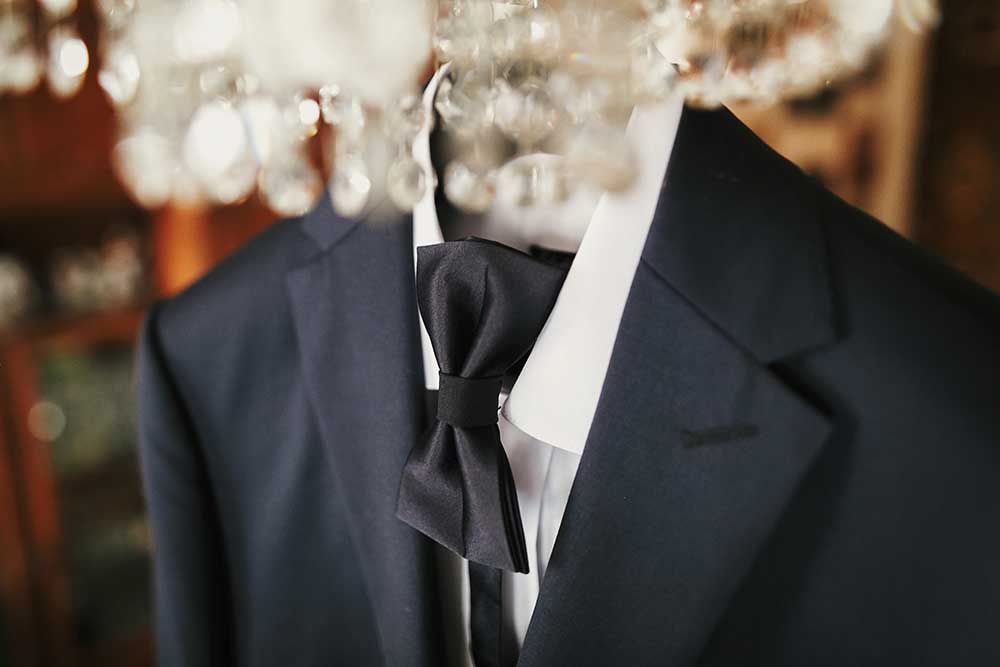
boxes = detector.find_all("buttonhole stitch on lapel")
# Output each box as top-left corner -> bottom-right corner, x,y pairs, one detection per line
681,424 -> 759,448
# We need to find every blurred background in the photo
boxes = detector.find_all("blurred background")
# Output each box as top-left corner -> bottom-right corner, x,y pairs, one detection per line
0,2 -> 997,666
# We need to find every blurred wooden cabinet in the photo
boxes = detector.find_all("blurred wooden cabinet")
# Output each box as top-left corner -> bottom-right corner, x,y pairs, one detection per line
914,0 -> 1000,293
0,309 -> 150,667
734,23 -> 932,237
0,415 -> 36,667
0,204 -> 274,667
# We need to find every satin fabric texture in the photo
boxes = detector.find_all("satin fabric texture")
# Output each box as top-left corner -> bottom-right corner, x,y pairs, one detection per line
396,238 -> 567,574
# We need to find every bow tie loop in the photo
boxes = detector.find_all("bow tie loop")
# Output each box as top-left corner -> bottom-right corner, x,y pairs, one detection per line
437,373 -> 503,428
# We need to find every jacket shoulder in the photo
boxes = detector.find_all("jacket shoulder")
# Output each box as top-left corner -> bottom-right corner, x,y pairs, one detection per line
820,188 -> 1000,332
815,188 -> 1000,445
150,216 -> 318,368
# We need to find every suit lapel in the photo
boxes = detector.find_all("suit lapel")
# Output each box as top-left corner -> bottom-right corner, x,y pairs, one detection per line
286,197 -> 445,666
520,106 -> 839,666
519,261 -> 833,665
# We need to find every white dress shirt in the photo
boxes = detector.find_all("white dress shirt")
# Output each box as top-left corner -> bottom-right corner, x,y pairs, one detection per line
413,65 -> 684,664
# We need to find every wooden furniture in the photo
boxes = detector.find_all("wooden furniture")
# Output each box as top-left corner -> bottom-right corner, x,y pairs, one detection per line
0,2 -> 131,223
914,0 -> 1000,293
151,200 -> 275,296
0,413 -> 37,667
733,23 -> 933,237
0,207 -> 270,667
0,308 -> 150,667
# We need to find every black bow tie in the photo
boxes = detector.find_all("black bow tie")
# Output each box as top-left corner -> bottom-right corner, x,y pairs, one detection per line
396,237 -> 567,573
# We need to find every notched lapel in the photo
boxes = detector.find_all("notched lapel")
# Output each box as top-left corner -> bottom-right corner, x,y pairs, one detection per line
520,263 -> 832,666
520,106 -> 838,666
286,198 -> 444,667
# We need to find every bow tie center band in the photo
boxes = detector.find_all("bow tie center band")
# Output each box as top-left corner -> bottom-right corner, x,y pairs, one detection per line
436,373 -> 504,428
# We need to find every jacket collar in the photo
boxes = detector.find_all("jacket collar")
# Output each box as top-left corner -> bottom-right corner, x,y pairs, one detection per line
642,104 -> 836,363
299,190 -> 367,251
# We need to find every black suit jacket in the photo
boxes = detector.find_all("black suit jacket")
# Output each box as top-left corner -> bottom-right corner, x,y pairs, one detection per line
137,106 -> 1000,666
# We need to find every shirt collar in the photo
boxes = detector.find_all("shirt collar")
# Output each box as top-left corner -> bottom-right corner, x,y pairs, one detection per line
414,64 -> 684,455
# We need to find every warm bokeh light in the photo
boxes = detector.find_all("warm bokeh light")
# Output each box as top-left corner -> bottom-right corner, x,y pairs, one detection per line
58,37 -> 90,78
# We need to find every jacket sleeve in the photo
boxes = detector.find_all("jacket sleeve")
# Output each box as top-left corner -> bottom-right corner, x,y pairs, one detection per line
137,303 -> 233,667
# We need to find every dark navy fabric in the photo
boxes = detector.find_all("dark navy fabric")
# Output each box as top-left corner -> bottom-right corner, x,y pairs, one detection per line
137,105 -> 1000,667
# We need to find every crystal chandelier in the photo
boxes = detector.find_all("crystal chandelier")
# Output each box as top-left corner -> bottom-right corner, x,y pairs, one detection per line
49,1 -> 944,216
0,0 -> 91,98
